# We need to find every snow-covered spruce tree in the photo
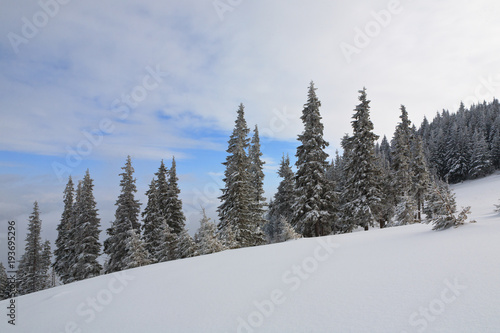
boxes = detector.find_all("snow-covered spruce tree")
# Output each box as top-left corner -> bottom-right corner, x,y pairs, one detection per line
54,176 -> 75,284
71,170 -> 102,281
248,125 -> 267,236
468,129 -> 493,179
376,147 -> 396,228
391,105 -> 417,225
276,216 -> 300,242
156,220 -> 178,262
125,229 -> 152,269
427,180 -> 474,230
195,209 -> 224,255
40,240 -> 52,290
292,81 -> 334,237
341,88 -> 383,231
104,156 -> 142,274
155,160 -> 170,227
412,134 -> 431,222
266,154 -> 296,242
141,178 -> 162,261
218,103 -> 265,248
17,202 -> 52,295
0,262 -> 9,300
379,135 -> 392,166
175,229 -> 198,259
166,157 -> 186,235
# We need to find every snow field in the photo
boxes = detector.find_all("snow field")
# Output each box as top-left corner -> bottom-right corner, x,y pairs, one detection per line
1,173 -> 499,332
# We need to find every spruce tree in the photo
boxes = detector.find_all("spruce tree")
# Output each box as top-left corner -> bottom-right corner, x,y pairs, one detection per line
218,103 -> 264,247
412,135 -> 431,221
341,88 -> 383,231
72,170 -> 102,281
292,81 -> 333,237
156,220 -> 177,262
195,209 -> 224,255
276,216 -> 300,242
175,229 -> 198,259
155,160 -> 170,228
17,202 -> 51,294
104,156 -> 142,273
125,229 -> 152,269
392,105 -> 417,225
165,157 -> 186,235
428,180 -> 474,230
40,240 -> 52,290
267,154 -> 295,242
141,178 -> 162,261
248,126 -> 267,234
54,176 -> 75,284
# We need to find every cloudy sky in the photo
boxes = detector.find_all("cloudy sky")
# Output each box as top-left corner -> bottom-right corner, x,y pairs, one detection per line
1,0 -> 500,257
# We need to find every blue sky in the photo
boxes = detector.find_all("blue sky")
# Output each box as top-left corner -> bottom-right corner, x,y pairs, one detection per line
2,0 -> 500,257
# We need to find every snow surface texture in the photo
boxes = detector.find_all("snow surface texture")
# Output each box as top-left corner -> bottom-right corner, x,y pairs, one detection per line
2,174 -> 500,332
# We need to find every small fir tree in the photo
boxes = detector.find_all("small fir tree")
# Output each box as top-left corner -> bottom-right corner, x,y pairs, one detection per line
195,209 -> 225,255
125,229 -> 153,269
267,154 -> 296,242
428,181 -> 474,230
176,229 -> 198,259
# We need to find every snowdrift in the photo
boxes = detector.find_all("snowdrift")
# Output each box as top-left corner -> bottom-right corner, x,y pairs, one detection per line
2,174 -> 500,332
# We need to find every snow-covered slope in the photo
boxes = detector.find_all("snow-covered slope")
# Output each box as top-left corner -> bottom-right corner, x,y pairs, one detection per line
2,174 -> 500,333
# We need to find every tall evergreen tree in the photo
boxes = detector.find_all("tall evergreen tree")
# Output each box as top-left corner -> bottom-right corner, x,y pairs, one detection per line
248,125 -> 267,231
72,170 -> 102,281
155,160 -> 170,228
104,156 -> 142,274
341,88 -> 383,231
54,176 -> 75,284
165,157 -> 186,235
267,154 -> 295,242
141,178 -> 162,261
412,135 -> 431,221
392,105 -> 417,225
292,81 -> 333,237
218,104 -> 265,247
17,202 -> 52,294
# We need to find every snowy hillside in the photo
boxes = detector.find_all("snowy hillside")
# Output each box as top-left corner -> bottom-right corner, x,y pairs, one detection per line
2,174 -> 500,333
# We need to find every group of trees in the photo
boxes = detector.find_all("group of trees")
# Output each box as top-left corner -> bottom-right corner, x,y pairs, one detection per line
10,82 -> 490,297
265,82 -> 477,241
420,100 -> 500,183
